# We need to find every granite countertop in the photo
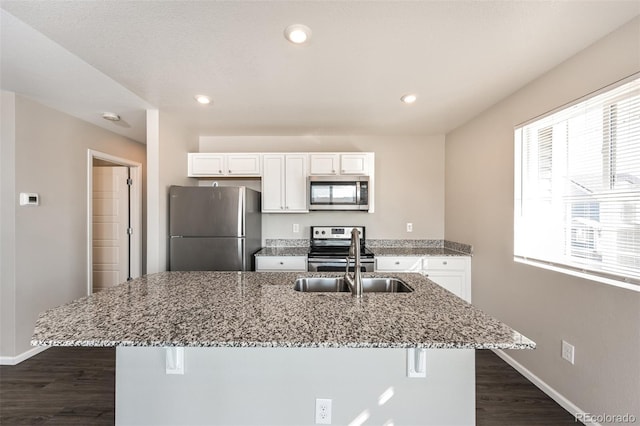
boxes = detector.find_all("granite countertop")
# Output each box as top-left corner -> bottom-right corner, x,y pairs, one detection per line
254,247 -> 309,256
255,247 -> 469,257
370,247 -> 469,257
32,271 -> 534,350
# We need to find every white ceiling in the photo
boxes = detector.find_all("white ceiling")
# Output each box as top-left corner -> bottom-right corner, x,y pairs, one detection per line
1,1 -> 639,144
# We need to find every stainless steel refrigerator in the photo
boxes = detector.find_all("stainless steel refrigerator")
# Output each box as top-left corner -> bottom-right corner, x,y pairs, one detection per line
169,186 -> 262,271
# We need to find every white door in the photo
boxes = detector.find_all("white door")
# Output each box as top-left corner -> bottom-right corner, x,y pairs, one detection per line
93,166 -> 129,292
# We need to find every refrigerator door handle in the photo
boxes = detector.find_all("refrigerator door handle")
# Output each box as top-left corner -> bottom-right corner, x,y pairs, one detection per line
238,187 -> 245,237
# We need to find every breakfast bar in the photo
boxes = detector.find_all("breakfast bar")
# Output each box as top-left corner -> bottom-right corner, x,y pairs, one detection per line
32,271 -> 534,425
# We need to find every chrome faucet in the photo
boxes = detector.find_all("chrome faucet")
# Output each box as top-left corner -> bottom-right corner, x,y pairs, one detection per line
344,228 -> 363,298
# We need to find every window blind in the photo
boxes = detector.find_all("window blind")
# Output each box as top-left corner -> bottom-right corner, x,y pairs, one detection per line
515,76 -> 640,287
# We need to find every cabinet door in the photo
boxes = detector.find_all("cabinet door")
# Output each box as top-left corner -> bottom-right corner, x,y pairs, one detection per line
284,154 -> 308,212
426,273 -> 466,301
309,154 -> 339,175
423,257 -> 471,302
227,154 -> 261,175
262,155 -> 285,212
340,153 -> 369,175
188,153 -> 225,176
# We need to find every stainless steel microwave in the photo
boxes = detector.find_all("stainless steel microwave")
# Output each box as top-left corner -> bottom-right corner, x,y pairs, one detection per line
308,176 -> 370,211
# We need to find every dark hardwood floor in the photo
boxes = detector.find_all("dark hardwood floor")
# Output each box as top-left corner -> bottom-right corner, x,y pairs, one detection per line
0,348 -> 577,425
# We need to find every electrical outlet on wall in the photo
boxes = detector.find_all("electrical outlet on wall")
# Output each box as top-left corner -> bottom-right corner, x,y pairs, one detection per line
293,223 -> 300,233
561,340 -> 575,364
315,398 -> 332,424
406,223 -> 413,232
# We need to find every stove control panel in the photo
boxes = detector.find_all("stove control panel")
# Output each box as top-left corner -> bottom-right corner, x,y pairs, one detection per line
311,226 -> 364,240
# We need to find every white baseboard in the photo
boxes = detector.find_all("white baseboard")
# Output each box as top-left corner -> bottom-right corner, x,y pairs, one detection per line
492,349 -> 601,426
0,346 -> 49,365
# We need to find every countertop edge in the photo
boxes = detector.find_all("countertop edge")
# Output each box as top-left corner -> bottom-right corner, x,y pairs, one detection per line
31,340 -> 535,350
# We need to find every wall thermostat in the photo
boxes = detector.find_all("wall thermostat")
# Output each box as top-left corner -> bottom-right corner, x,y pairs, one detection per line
19,193 -> 39,206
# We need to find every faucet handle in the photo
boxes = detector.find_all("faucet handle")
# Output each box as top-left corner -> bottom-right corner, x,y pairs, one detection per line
345,256 -> 350,275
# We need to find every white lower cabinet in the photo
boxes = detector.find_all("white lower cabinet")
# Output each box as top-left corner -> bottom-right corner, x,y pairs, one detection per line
375,256 -> 471,302
375,256 -> 423,272
255,256 -> 307,272
422,257 -> 471,303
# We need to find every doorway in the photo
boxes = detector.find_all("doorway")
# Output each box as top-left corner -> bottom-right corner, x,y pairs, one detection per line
87,150 -> 142,295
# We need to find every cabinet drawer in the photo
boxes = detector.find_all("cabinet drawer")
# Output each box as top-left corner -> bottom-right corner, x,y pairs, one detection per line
375,256 -> 422,272
256,256 -> 307,271
423,257 -> 468,271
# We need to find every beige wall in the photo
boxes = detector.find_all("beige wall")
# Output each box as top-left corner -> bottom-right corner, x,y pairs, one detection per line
153,112 -> 199,272
0,93 -> 146,358
445,18 -> 640,419
199,135 -> 445,241
1,91 -> 17,357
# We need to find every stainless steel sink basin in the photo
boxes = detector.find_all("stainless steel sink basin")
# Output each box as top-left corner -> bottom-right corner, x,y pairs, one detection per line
293,277 -> 413,293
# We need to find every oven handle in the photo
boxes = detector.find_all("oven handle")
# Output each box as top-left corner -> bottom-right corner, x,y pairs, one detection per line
307,257 -> 374,264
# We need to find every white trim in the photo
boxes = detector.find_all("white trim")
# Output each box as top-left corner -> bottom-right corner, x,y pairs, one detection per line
146,109 -> 160,273
514,257 -> 640,293
0,346 -> 48,365
514,72 -> 639,128
492,349 -> 600,426
87,149 -> 143,296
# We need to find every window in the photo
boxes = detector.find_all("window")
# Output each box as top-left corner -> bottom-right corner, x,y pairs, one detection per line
515,76 -> 640,289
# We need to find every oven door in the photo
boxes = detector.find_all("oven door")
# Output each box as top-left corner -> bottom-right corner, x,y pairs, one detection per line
307,257 -> 374,273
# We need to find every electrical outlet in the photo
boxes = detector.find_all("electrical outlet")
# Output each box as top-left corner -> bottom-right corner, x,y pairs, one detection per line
315,398 -> 332,424
406,223 -> 413,232
293,223 -> 300,233
562,340 -> 575,364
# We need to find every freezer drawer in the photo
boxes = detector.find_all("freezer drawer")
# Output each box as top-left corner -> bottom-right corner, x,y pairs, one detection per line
169,237 -> 246,271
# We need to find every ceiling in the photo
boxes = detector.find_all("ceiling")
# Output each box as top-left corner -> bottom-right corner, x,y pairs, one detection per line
1,1 -> 639,144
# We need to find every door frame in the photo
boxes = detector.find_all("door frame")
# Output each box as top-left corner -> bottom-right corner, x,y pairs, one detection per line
87,149 -> 142,295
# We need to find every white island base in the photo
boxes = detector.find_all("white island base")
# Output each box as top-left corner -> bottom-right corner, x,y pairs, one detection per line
115,347 -> 475,425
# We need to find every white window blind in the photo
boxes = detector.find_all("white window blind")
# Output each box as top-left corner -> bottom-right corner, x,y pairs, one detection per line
515,76 -> 640,288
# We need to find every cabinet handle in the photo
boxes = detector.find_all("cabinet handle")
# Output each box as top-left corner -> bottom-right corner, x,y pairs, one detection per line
228,170 -> 232,173
341,170 -> 345,173
280,206 -> 284,210
442,261 -> 448,265
395,261 -> 400,265
218,170 -> 222,174
279,262 -> 284,265
332,169 -> 336,174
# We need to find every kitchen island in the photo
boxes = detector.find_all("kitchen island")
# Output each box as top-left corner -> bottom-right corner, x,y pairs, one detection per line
32,271 -> 534,425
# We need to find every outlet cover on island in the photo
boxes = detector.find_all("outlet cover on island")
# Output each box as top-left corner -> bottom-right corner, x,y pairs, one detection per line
315,398 -> 332,424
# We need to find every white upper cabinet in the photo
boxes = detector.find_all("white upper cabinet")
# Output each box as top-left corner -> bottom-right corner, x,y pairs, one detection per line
309,154 -> 339,175
340,153 -> 369,175
188,153 -> 225,176
188,153 -> 261,177
262,154 -> 308,213
309,153 -> 370,175
226,154 -> 261,175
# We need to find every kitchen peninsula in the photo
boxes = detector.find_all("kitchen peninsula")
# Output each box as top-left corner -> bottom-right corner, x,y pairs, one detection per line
32,271 -> 534,425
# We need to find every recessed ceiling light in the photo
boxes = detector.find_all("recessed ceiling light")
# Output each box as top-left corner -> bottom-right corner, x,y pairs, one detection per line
102,112 -> 121,121
195,95 -> 211,105
401,94 -> 417,104
284,24 -> 312,44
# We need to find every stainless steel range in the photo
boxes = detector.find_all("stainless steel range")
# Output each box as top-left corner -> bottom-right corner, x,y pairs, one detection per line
307,226 -> 375,272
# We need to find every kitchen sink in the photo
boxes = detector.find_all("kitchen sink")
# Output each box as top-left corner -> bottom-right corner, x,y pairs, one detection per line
293,277 -> 413,293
